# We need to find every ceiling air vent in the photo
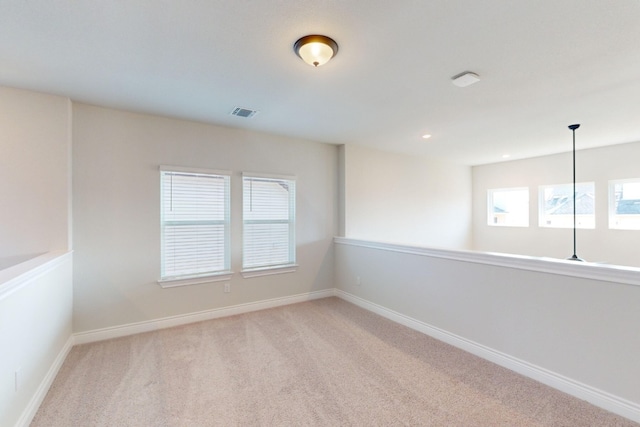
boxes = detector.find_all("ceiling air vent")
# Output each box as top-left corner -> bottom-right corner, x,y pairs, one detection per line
230,107 -> 258,118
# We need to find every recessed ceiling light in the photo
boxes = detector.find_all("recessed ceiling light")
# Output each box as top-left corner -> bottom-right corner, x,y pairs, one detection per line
502,154 -> 511,159
422,134 -> 432,140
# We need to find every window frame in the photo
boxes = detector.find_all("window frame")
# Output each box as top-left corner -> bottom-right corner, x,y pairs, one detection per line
241,172 -> 297,278
609,178 -> 640,230
538,182 -> 595,229
157,166 -> 232,288
487,187 -> 530,227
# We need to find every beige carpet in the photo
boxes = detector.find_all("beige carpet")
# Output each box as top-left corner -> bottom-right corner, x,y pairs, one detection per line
32,297 -> 637,426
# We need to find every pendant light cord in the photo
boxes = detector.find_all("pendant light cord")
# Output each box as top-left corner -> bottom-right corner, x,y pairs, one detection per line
572,128 -> 577,259
567,123 -> 582,261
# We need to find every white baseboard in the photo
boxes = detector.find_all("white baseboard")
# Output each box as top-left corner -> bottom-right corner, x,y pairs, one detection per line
74,289 -> 335,345
15,335 -> 74,427
335,289 -> 640,424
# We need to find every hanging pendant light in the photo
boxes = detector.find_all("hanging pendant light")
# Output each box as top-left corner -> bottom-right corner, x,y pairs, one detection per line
567,124 -> 585,262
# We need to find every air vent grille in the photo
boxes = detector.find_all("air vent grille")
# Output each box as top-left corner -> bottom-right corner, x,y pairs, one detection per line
230,107 -> 258,118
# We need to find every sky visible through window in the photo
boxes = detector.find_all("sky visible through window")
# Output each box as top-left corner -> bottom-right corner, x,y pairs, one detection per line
489,188 -> 529,226
539,183 -> 595,228
610,180 -> 640,230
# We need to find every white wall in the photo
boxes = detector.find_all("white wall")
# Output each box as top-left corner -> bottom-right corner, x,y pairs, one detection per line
72,104 -> 337,333
334,239 -> 640,422
0,86 -> 72,257
0,253 -> 73,427
473,141 -> 640,267
0,84 -> 73,427
341,144 -> 472,249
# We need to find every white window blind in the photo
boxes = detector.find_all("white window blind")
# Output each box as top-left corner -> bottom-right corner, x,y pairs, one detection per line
243,175 -> 296,270
160,169 -> 230,280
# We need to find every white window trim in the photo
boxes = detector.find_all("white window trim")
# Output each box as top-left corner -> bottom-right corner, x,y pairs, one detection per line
157,271 -> 234,288
242,171 -> 296,181
241,264 -> 298,279
160,165 -> 232,176
158,165 -> 232,288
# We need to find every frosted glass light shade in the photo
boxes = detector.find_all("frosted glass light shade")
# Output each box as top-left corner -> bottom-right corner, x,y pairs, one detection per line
294,35 -> 338,67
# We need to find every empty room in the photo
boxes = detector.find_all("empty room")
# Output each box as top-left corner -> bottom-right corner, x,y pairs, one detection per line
1,1 -> 639,426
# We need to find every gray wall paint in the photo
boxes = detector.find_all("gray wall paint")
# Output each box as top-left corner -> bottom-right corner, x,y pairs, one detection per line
341,144 -> 472,249
0,85 -> 73,427
6,83 -> 639,423
72,104 -> 337,332
0,86 -> 71,258
472,141 -> 640,267
334,240 -> 640,408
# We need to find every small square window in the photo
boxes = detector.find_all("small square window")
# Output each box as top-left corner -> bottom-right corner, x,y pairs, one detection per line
487,188 -> 529,227
609,179 -> 640,230
539,183 -> 595,229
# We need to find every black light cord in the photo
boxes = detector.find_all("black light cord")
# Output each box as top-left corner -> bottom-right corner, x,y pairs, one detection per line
567,124 -> 583,261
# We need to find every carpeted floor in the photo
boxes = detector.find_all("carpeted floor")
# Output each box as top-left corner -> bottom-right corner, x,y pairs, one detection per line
32,297 -> 638,426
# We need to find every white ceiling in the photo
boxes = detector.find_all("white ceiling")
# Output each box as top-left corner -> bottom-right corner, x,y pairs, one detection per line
1,1 -> 640,165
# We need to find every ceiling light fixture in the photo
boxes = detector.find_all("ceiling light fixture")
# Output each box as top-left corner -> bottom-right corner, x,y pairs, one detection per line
452,71 -> 480,87
422,134 -> 432,140
294,35 -> 338,67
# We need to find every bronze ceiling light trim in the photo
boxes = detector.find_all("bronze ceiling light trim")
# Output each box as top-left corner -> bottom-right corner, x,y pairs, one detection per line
294,35 -> 338,67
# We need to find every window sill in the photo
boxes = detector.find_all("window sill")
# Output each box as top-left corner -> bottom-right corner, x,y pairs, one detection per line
157,271 -> 233,288
241,264 -> 298,279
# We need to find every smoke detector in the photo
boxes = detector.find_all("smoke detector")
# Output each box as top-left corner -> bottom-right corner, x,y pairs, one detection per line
451,71 -> 480,88
230,107 -> 258,118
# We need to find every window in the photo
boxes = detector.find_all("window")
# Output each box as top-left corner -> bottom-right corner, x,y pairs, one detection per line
609,179 -> 640,230
487,188 -> 529,227
159,167 -> 231,286
539,182 -> 595,228
242,174 -> 296,273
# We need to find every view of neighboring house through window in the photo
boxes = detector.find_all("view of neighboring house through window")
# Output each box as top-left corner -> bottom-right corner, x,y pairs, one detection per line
243,174 -> 296,270
539,182 -> 595,228
609,178 -> 640,230
487,188 -> 529,227
160,167 -> 231,281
